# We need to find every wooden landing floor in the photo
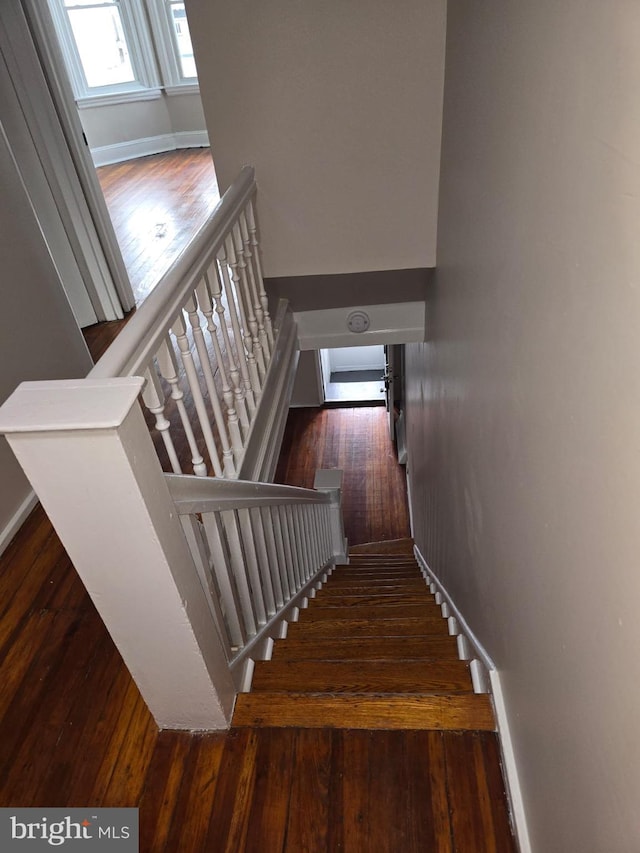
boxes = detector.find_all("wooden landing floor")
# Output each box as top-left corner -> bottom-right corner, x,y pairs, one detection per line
97,149 -> 220,306
275,406 -> 411,546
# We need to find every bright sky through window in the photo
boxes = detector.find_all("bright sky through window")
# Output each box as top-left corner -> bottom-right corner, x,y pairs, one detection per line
64,1 -> 135,88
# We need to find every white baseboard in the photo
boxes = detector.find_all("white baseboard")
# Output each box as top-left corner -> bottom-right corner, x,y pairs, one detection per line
490,670 -> 532,853
91,131 -> 210,167
413,544 -> 531,853
0,489 -> 38,558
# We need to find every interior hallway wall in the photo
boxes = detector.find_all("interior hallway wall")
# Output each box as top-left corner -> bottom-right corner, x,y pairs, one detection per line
187,0 -> 446,278
0,124 -> 92,548
405,2 -> 640,850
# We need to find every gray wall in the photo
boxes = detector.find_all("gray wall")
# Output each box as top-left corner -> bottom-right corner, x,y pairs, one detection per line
0,126 -> 92,543
80,91 -> 206,150
405,1 -> 640,850
188,0 -> 446,279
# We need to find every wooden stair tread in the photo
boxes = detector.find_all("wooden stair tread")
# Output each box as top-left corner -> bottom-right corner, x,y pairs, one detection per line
285,616 -> 450,638
312,592 -> 435,607
251,660 -> 473,693
326,575 -> 424,586
232,693 -> 495,731
272,635 -> 460,661
332,564 -> 420,572
348,538 -> 415,554
318,581 -> 428,595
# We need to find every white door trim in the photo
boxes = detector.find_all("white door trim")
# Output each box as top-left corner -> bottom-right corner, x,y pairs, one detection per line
0,1 -> 135,326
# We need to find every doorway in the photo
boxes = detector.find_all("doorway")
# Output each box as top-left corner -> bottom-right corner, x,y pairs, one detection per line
320,346 -> 386,404
14,0 -> 215,324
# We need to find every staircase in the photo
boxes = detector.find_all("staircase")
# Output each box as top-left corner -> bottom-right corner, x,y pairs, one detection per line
233,541 -> 495,731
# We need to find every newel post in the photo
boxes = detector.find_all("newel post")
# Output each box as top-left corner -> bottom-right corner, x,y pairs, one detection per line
0,378 -> 236,730
314,468 -> 348,562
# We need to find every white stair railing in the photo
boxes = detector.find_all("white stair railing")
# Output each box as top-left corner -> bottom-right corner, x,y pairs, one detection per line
90,165 -> 293,481
0,166 -> 346,730
166,471 -> 347,682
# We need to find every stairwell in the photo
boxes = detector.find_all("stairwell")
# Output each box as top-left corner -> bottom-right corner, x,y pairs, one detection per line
233,541 -> 494,732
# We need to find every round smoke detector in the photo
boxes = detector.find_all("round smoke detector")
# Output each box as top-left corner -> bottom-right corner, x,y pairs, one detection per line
346,310 -> 370,333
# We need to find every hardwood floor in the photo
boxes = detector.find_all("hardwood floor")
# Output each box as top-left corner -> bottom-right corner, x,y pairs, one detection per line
96,149 -> 219,305
0,414 -> 516,849
275,406 -> 411,546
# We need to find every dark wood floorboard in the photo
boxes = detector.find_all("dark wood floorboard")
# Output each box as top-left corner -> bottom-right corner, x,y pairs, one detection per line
97,149 -> 220,306
275,406 -> 411,546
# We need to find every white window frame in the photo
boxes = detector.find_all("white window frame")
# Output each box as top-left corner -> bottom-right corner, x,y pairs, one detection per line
47,0 -> 198,106
146,0 -> 198,93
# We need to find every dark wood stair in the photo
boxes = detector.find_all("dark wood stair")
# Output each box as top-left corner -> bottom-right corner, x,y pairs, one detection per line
232,550 -> 495,731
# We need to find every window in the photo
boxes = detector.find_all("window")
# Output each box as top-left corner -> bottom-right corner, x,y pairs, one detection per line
146,0 -> 198,89
48,0 -> 198,104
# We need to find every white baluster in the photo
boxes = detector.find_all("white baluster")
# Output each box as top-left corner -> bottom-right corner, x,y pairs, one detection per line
280,505 -> 298,592
224,231 -> 263,391
239,211 -> 269,361
246,198 -> 274,348
237,508 -> 267,624
286,504 -> 304,589
184,294 -> 236,478
217,246 -> 258,412
249,507 -> 276,617
170,311 -> 224,478
298,504 -> 314,581
194,280 -> 244,461
155,339 -> 207,477
201,511 -> 245,647
141,365 -> 182,474
206,265 -> 250,431
232,221 -> 266,379
179,514 -> 233,658
271,506 -> 291,600
261,506 -> 284,607
220,509 -> 257,637
306,505 -> 321,572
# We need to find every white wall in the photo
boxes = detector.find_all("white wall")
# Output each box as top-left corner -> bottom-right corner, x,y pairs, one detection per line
81,91 -> 208,164
328,346 -> 385,374
187,0 -> 446,278
0,126 -> 93,549
406,2 -> 640,850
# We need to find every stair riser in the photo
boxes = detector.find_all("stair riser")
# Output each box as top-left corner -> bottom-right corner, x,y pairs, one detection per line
299,604 -> 443,621
272,636 -> 460,661
251,660 -> 473,693
285,618 -> 450,638
233,693 -> 496,731
317,582 -> 428,595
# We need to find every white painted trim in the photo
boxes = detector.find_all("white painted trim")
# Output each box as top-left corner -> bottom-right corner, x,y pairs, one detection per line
413,544 -> 531,853
90,131 -> 210,167
164,83 -> 200,96
490,671 -> 532,853
0,489 -> 38,558
295,302 -> 426,350
77,88 -> 163,109
237,302 -> 299,482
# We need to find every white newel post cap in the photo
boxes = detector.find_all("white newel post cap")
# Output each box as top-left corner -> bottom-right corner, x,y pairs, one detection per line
0,377 -> 145,434
313,468 -> 343,492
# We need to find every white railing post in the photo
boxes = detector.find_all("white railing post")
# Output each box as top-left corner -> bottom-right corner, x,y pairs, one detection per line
0,378 -> 236,731
313,469 -> 347,562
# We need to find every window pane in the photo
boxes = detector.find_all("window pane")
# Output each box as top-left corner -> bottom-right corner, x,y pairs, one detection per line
67,6 -> 135,87
170,2 -> 196,78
